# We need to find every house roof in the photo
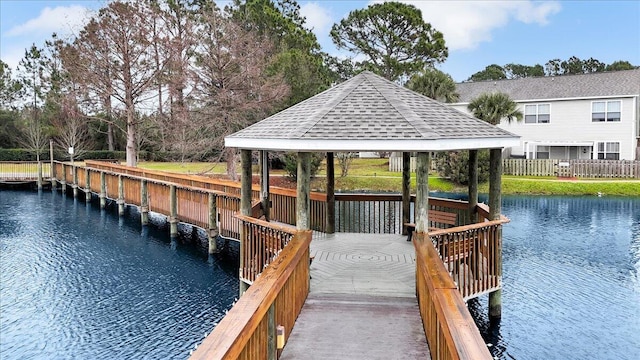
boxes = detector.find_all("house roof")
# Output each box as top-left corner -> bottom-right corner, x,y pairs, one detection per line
454,69 -> 640,103
225,71 -> 519,152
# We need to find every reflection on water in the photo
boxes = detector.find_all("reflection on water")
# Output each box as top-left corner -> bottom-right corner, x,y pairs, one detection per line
0,190 -> 238,359
469,196 -> 640,360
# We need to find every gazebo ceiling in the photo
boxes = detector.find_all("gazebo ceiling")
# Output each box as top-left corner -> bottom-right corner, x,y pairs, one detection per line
225,71 -> 519,152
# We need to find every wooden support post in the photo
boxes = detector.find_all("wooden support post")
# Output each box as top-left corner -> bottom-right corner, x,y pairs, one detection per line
267,303 -> 276,360
37,161 -> 43,190
49,139 -> 54,178
50,162 -> 56,191
326,152 -> 335,233
415,152 -> 430,233
208,192 -> 218,254
99,171 -> 106,209
169,185 -> 178,238
489,148 -> 503,323
85,168 -> 91,202
60,163 -> 66,193
296,152 -> 311,230
140,179 -> 149,226
117,175 -> 125,216
260,150 -> 270,221
49,140 -> 55,190
402,152 -> 411,235
468,150 -> 479,224
239,149 -> 252,296
72,165 -> 78,198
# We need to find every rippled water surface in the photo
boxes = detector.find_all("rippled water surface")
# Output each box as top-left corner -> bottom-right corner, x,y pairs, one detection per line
469,195 -> 640,360
0,190 -> 238,359
2,191 -> 639,359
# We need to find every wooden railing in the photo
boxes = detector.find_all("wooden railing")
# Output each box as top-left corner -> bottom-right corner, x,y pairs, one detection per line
334,194 -> 473,233
237,215 -> 297,284
190,229 -> 312,360
0,161 -> 52,180
414,232 -> 493,360
52,161 -> 242,242
428,218 -> 506,301
335,193 -> 403,233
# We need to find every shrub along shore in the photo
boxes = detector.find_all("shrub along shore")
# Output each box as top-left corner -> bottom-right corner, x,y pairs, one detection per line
135,159 -> 640,197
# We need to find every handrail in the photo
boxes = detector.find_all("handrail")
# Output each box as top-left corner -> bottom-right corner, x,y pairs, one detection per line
235,214 -> 298,284
428,218 -> 505,300
476,203 -> 510,223
427,218 -> 509,237
413,232 -> 492,360
190,229 -> 312,359
234,214 -> 297,235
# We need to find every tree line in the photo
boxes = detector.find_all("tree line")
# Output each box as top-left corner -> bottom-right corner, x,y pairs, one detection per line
0,0 -> 636,176
467,57 -> 636,82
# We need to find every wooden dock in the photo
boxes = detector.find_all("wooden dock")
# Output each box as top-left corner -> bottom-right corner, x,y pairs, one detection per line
281,233 -> 429,359
2,160 -> 501,360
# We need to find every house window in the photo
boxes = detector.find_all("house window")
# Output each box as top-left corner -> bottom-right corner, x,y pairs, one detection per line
592,101 -> 621,122
596,142 -> 620,160
536,145 -> 550,159
525,104 -> 550,123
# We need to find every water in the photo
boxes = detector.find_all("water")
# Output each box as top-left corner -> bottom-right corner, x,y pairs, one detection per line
2,191 -> 639,359
469,196 -> 640,360
0,190 -> 238,359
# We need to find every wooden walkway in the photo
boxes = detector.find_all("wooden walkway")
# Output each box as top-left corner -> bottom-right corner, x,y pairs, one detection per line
280,233 -> 430,359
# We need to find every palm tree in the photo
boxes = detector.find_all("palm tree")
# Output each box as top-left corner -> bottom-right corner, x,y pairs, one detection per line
467,92 -> 523,125
406,68 -> 459,103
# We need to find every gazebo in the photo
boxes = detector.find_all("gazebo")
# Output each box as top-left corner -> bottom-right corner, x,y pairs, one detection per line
225,71 -> 519,321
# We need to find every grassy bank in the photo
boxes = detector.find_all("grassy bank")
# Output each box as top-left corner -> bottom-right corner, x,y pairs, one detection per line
136,159 -> 640,197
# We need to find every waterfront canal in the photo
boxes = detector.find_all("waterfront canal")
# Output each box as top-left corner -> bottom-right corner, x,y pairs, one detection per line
1,190 -> 638,359
470,195 -> 640,360
0,190 -> 238,359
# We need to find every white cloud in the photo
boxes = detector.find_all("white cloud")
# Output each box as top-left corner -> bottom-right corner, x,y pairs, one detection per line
300,2 -> 334,38
5,5 -> 91,38
372,1 -> 561,51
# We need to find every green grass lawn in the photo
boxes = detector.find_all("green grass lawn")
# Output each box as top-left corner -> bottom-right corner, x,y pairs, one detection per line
135,159 -> 640,196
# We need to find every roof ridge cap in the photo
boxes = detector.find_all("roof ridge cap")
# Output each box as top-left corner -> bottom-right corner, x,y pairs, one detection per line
372,76 -> 436,138
290,75 -> 366,138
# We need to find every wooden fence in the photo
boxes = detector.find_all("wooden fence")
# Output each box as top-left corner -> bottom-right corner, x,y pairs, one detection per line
414,232 -> 492,360
0,161 -> 51,181
390,157 -> 640,178
503,159 -> 639,178
388,156 -> 437,172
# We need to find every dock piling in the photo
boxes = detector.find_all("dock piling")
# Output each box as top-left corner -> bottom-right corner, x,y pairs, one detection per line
169,185 -> 178,238
85,168 -> 91,202
140,179 -> 149,226
37,161 -> 43,190
100,172 -> 106,209
60,163 -> 66,194
489,148 -> 503,323
117,175 -> 125,216
208,193 -> 218,254
72,165 -> 78,198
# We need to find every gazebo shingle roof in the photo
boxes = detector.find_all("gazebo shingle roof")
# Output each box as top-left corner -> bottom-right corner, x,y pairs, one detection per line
226,71 -> 519,152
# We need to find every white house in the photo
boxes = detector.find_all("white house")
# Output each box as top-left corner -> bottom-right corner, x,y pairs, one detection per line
450,69 -> 640,160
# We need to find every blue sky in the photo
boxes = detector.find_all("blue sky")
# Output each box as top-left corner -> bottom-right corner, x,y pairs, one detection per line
1,0 -> 639,82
